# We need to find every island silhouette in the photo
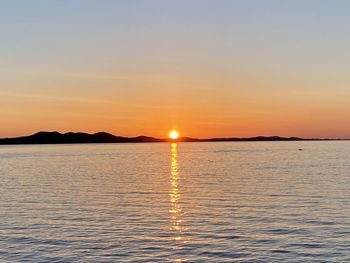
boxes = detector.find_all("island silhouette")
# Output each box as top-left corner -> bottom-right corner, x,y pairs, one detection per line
0,131 -> 333,145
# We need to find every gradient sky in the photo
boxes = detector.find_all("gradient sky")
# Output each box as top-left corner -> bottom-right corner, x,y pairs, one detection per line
1,0 -> 350,138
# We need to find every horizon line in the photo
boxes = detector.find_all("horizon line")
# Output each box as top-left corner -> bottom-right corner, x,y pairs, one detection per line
0,130 -> 349,143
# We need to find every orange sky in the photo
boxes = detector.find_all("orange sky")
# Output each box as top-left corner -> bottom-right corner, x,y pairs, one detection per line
1,1 -> 350,139
1,70 -> 349,139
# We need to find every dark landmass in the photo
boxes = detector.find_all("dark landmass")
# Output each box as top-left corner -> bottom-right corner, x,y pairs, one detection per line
0,131 -> 339,145
0,132 -> 162,145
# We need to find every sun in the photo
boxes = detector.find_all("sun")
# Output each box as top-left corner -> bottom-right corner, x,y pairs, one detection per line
169,130 -> 179,140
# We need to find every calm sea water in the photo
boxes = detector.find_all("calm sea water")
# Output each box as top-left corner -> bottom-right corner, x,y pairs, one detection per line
1,142 -> 350,262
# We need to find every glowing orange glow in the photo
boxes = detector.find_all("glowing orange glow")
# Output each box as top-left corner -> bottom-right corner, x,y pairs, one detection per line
169,142 -> 188,244
169,130 -> 179,139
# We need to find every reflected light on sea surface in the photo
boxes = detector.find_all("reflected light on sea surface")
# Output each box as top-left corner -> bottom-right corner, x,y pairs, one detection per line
2,143 -> 350,262
169,143 -> 187,245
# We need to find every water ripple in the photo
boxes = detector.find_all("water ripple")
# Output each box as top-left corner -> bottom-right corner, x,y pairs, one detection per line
1,142 -> 350,262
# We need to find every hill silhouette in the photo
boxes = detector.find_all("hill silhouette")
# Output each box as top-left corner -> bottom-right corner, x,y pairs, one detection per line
0,131 -> 164,144
0,131 -> 323,145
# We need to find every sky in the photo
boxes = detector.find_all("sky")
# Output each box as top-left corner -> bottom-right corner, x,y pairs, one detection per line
1,0 -> 350,138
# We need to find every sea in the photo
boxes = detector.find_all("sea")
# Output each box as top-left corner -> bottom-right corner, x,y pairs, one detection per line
1,141 -> 350,262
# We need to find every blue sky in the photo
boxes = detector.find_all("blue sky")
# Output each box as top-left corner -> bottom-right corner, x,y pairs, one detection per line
1,1 -> 350,138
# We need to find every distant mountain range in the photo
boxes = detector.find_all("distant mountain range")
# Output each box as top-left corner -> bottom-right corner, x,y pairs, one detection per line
0,131 -> 332,145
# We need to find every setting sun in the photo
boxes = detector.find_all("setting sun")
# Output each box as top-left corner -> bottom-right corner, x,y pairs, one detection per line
169,130 -> 179,140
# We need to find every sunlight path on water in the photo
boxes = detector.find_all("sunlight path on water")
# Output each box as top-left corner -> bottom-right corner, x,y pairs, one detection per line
169,143 -> 189,262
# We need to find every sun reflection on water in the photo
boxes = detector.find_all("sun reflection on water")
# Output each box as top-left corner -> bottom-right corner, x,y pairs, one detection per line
169,143 -> 187,244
